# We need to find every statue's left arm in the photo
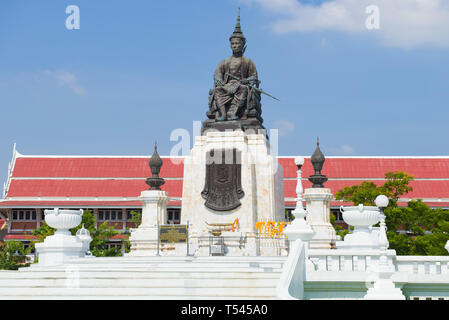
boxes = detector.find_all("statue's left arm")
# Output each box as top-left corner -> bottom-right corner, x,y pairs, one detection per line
244,59 -> 259,86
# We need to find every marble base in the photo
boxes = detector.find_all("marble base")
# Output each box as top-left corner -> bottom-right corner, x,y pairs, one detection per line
337,229 -> 380,249
127,226 -> 159,256
304,188 -> 337,249
127,190 -> 169,256
181,130 -> 285,256
35,232 -> 84,267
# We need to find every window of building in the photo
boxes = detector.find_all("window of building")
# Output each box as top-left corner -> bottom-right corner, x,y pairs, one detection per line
12,209 -> 37,221
98,209 -> 123,221
104,242 -> 123,250
41,208 -> 54,221
167,208 -> 181,224
331,209 -> 344,223
126,209 -> 142,221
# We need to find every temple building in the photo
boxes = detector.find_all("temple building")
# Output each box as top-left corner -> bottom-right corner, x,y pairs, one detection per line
1,144 -> 449,248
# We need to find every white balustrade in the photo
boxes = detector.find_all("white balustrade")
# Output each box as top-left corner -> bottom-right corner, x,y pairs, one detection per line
308,249 -> 396,272
395,256 -> 449,275
308,250 -> 449,276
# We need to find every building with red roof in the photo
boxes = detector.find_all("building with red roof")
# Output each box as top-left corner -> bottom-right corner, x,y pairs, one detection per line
1,144 -> 449,245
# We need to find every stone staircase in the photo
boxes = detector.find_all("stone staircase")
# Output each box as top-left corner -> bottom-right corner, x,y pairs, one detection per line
0,256 -> 287,299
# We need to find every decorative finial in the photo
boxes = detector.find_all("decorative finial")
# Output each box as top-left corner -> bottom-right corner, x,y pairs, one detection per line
146,141 -> 165,190
308,138 -> 328,188
230,8 -> 246,42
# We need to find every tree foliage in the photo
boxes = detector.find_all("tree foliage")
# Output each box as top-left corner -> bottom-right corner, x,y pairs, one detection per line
0,241 -> 31,270
335,170 -> 414,206
127,210 -> 141,228
334,171 -> 449,256
330,212 -> 350,240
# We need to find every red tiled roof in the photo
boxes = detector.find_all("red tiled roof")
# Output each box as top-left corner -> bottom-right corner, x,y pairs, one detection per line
4,234 -> 39,241
2,155 -> 449,209
279,157 -> 449,179
0,200 -> 181,208
12,157 -> 184,178
284,180 -> 449,199
6,179 -> 182,198
109,234 -> 129,240
13,156 -> 449,180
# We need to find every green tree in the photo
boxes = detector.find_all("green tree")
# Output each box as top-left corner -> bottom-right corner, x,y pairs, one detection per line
335,181 -> 381,206
32,222 -> 56,242
0,241 -> 31,270
335,170 -> 414,206
330,213 -> 350,240
128,210 -> 141,228
335,171 -> 449,256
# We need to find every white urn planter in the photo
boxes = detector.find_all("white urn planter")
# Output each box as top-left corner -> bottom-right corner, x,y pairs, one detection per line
45,208 -> 83,234
34,208 -> 85,267
337,204 -> 381,249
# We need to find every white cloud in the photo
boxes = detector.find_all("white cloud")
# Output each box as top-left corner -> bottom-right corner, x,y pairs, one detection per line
328,144 -> 356,155
272,119 -> 295,137
241,0 -> 449,48
43,70 -> 86,96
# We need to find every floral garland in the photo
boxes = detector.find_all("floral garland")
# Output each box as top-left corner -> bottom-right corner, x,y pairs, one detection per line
256,221 -> 288,237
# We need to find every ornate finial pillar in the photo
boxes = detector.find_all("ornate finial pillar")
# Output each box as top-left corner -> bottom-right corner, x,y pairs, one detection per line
127,142 -> 169,256
303,139 -> 337,249
308,137 -> 328,188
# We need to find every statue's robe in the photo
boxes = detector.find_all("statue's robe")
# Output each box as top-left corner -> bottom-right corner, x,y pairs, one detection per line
213,56 -> 258,118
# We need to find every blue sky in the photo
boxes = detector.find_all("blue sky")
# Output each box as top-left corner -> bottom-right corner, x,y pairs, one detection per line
1,0 -> 449,188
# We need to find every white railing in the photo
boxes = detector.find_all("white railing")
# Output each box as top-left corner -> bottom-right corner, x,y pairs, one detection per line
308,249 -> 449,276
308,249 -> 396,272
395,256 -> 449,275
276,239 -> 306,300
257,235 -> 289,257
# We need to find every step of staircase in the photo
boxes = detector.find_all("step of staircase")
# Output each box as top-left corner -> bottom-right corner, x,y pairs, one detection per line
0,256 -> 287,300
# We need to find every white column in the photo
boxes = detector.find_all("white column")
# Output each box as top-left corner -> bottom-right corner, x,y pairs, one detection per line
303,188 -> 337,249
127,190 -> 169,256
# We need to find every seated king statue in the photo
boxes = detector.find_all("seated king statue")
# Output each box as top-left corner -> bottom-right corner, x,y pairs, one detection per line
203,9 -> 266,134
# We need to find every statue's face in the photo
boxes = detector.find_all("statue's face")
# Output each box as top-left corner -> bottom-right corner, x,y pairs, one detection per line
230,38 -> 244,54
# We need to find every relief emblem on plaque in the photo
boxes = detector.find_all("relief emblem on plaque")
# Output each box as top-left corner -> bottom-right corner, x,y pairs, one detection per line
201,148 -> 244,211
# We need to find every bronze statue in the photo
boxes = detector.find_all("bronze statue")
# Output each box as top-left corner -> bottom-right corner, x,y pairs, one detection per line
202,9 -> 278,134
207,9 -> 262,123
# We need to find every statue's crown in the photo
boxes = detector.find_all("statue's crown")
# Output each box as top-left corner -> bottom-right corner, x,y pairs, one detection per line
229,8 -> 246,42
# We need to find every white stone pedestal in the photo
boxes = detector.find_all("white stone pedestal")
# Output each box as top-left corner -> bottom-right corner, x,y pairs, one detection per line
34,208 -> 85,267
127,190 -> 169,256
304,188 -> 337,249
181,130 -> 285,256
337,205 -> 381,249
364,271 -> 406,300
35,232 -> 84,267
284,207 -> 315,271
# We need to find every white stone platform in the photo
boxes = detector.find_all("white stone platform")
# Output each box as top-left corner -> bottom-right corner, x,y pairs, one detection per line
0,256 -> 287,300
180,130 -> 285,256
